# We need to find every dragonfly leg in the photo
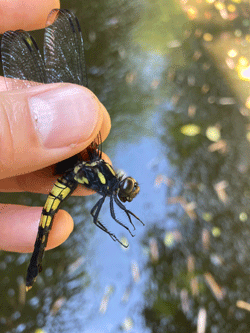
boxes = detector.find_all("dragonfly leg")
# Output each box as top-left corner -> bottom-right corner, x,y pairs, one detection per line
114,195 -> 144,226
91,196 -> 128,247
110,195 -> 134,237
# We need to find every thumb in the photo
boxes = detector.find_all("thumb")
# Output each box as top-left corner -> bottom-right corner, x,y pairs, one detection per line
0,81 -> 110,179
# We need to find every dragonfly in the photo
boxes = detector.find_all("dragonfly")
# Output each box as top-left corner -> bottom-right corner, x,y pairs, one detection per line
1,8 -> 143,291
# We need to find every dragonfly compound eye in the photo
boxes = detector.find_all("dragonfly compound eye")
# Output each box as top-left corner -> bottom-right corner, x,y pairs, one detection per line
118,177 -> 140,202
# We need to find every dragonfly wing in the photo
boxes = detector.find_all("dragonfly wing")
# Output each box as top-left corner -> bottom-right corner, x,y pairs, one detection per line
1,30 -> 46,90
44,9 -> 88,87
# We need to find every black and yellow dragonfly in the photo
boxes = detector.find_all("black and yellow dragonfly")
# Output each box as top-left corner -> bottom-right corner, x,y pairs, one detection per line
1,9 -> 143,291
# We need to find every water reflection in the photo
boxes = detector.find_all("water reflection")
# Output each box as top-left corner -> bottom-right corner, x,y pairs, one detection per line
2,0 -> 250,332
142,0 -> 250,331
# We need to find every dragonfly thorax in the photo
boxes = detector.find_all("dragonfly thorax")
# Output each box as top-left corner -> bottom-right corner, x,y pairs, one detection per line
73,159 -> 119,194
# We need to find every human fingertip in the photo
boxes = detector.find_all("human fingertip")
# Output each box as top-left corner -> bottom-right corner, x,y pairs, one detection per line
0,205 -> 74,253
45,210 -> 74,250
28,83 -> 102,149
0,0 -> 60,33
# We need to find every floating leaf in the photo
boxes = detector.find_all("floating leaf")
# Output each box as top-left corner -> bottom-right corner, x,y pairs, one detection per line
120,236 -> 129,249
202,212 -> 213,222
180,124 -> 201,136
236,56 -> 250,81
214,1 -> 225,10
239,212 -> 247,222
246,97 -> 250,109
164,232 -> 175,247
206,126 -> 221,142
122,317 -> 134,331
214,180 -> 228,203
212,227 -> 221,237
227,49 -> 237,58
227,4 -> 236,12
203,33 -> 213,42
236,300 -> 250,312
187,6 -> 198,20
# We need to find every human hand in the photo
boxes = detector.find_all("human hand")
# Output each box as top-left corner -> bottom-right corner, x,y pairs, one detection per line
0,0 -> 111,253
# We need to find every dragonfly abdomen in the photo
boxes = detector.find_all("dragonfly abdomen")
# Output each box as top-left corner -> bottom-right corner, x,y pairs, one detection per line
26,176 -> 78,290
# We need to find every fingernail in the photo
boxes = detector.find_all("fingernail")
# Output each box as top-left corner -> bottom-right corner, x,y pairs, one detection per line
28,84 -> 100,148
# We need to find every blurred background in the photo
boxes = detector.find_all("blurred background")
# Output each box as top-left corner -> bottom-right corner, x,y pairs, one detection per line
1,0 -> 250,332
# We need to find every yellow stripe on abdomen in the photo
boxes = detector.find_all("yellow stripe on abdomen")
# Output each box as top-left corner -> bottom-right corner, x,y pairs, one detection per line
50,181 -> 71,198
39,180 -> 72,229
40,214 -> 52,229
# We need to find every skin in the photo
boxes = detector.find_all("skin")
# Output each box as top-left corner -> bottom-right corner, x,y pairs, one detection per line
0,0 -> 112,253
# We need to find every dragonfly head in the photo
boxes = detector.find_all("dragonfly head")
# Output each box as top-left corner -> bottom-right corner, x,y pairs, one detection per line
118,177 -> 140,203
